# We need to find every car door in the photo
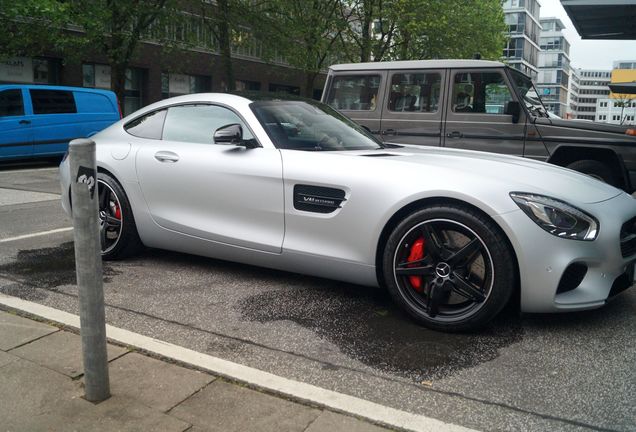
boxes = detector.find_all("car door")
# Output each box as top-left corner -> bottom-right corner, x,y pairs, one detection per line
29,88 -> 78,156
323,72 -> 386,139
0,88 -> 32,159
443,69 -> 526,156
135,103 -> 285,253
379,69 -> 446,146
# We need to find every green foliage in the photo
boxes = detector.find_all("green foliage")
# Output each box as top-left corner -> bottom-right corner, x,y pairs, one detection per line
342,0 -> 507,62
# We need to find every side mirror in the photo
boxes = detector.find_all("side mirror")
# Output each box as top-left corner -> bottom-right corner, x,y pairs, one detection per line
214,123 -> 243,145
505,101 -> 521,124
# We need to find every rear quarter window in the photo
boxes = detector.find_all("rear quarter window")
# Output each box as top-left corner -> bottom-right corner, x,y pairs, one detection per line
30,89 -> 77,114
74,92 -> 116,114
125,109 -> 167,140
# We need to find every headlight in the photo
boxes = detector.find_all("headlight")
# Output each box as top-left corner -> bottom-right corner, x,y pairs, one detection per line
510,193 -> 599,241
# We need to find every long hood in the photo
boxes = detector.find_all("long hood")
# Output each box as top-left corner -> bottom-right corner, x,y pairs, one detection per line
347,146 -> 623,205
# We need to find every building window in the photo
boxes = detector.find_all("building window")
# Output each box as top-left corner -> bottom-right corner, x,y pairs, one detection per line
0,57 -> 59,84
161,73 -> 210,99
235,80 -> 261,91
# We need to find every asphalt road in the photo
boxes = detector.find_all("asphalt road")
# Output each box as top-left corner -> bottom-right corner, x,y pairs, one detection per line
0,162 -> 634,432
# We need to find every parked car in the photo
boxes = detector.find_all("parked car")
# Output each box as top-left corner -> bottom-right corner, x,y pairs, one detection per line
322,60 -> 636,192
0,84 -> 120,161
60,93 -> 636,332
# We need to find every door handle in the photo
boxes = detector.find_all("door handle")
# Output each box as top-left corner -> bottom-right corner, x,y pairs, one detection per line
446,131 -> 463,138
154,151 -> 179,163
382,128 -> 397,136
19,119 -> 31,125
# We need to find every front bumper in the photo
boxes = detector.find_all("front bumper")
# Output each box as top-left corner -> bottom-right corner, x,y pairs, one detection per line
495,192 -> 636,313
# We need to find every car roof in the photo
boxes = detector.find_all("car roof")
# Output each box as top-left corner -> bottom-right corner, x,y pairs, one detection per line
329,59 -> 506,71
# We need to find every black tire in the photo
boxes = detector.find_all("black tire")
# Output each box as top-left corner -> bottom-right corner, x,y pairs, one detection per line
566,160 -> 620,187
97,172 -> 143,260
382,204 -> 515,332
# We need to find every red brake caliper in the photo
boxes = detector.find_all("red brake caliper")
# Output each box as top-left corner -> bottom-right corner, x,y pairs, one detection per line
407,237 -> 425,292
114,203 -> 121,219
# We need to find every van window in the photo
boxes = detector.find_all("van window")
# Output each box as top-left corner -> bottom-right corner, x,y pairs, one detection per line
452,72 -> 513,114
30,89 -> 77,114
388,73 -> 441,112
325,75 -> 380,111
125,109 -> 167,140
0,89 -> 24,117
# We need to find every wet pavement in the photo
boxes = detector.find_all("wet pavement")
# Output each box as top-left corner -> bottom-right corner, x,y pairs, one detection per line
0,163 -> 634,432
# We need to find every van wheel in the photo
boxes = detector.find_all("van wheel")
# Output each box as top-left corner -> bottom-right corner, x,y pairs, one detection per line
566,160 -> 620,187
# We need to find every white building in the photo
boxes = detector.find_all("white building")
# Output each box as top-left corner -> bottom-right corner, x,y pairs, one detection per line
567,66 -> 580,119
536,17 -> 570,117
572,69 -> 611,121
502,0 -> 542,80
594,60 -> 636,125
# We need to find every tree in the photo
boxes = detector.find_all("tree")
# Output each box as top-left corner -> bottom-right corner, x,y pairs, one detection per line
340,0 -> 506,62
256,0 -> 351,97
69,0 -> 178,103
612,94 -> 635,125
0,0 -> 71,58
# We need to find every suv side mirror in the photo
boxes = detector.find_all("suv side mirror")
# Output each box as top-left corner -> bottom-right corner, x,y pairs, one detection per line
505,101 -> 521,124
214,123 -> 243,145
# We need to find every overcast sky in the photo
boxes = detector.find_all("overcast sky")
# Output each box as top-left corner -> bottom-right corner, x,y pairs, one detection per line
539,0 -> 636,70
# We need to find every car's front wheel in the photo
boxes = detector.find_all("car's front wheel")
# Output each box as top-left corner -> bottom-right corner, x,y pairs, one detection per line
97,172 -> 143,260
382,204 -> 515,332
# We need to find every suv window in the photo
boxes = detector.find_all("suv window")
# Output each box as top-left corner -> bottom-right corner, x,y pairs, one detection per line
0,89 -> 24,117
452,72 -> 513,114
325,75 -> 380,111
30,89 -> 77,114
125,109 -> 167,140
388,72 -> 441,112
162,104 -> 255,145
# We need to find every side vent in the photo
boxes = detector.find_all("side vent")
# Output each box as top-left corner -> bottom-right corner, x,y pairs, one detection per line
294,185 -> 346,214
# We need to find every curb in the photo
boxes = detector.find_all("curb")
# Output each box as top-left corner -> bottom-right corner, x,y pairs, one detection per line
0,293 -> 478,432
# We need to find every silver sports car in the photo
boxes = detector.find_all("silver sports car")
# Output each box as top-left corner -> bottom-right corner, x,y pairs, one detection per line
60,93 -> 636,332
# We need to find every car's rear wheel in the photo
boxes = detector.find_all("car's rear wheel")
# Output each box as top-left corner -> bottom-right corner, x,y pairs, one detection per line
382,204 -> 515,332
97,173 -> 143,260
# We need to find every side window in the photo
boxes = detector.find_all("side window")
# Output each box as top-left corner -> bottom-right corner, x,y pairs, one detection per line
162,105 -> 255,145
325,75 -> 380,111
30,89 -> 77,114
125,109 -> 167,140
388,72 -> 441,112
452,72 -> 513,114
0,89 -> 24,117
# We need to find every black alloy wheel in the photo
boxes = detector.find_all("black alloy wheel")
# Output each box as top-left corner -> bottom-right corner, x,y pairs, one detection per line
98,179 -> 123,255
383,205 -> 515,332
96,172 -> 143,260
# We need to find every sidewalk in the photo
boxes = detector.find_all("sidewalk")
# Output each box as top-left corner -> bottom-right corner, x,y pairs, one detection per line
0,310 -> 392,432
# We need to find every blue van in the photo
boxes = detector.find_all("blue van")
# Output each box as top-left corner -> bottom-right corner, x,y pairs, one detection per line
0,85 -> 120,161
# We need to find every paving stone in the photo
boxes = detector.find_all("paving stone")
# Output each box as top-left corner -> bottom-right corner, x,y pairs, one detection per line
62,395 -> 192,432
0,310 -> 58,350
0,355 -> 88,431
10,330 -> 127,377
170,380 -> 321,432
107,352 -> 215,412
305,411 -> 392,432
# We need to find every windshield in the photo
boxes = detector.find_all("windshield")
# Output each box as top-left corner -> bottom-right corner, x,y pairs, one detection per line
250,100 -> 384,151
508,69 -> 548,118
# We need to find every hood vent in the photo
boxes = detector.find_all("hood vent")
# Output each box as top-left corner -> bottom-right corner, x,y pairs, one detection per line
361,153 -> 400,157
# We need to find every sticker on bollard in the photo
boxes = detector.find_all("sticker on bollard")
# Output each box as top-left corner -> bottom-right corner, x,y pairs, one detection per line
76,166 -> 96,199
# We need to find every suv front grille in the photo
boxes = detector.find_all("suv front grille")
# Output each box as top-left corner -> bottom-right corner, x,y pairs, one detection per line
620,216 -> 636,258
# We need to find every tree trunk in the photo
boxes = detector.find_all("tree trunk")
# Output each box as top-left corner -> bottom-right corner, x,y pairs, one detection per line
218,0 -> 234,92
304,72 -> 317,99
360,0 -> 373,62
111,62 -> 127,109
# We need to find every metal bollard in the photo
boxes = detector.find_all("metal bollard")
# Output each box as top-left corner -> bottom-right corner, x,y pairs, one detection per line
69,138 -> 110,402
